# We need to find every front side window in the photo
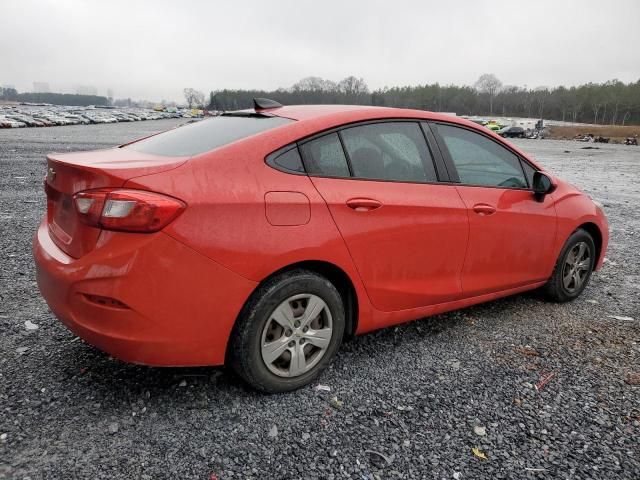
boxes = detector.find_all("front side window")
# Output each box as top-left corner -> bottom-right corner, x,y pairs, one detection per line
299,133 -> 350,178
437,124 -> 527,188
340,122 -> 437,183
520,160 -> 536,188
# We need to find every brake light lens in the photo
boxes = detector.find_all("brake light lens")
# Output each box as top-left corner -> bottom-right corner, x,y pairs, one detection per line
73,189 -> 186,233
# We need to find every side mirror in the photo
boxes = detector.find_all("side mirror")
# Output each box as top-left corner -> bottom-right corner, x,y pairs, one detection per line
532,171 -> 555,201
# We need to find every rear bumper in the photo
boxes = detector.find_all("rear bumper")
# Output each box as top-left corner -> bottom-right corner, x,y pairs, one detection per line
33,220 -> 257,366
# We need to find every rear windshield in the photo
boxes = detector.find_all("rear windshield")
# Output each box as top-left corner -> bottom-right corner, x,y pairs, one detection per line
125,115 -> 293,156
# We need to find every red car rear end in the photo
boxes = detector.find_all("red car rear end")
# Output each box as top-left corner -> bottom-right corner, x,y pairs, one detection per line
35,133 -> 262,366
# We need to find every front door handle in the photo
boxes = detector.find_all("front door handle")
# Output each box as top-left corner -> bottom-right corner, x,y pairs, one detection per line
472,203 -> 496,216
346,198 -> 382,212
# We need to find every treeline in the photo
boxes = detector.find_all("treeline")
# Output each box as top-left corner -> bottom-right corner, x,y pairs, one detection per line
207,75 -> 640,126
0,87 -> 109,106
207,76 -> 371,111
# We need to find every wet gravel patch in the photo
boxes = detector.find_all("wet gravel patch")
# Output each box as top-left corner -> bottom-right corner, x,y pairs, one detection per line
1,124 -> 639,479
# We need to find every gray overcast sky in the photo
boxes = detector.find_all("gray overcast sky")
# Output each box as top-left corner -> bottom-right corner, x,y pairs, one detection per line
2,0 -> 640,102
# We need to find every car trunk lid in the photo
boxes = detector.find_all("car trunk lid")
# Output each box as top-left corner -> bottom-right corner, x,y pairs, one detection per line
45,148 -> 187,258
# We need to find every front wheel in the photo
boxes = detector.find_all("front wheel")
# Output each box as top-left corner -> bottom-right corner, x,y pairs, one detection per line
543,229 -> 596,302
228,270 -> 345,393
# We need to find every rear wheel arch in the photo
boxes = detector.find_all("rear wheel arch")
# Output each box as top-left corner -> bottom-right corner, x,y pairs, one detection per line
225,260 -> 359,361
268,261 -> 358,338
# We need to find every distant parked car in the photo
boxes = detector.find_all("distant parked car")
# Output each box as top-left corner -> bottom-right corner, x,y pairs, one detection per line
32,117 -> 55,127
77,114 -> 96,124
64,114 -> 89,125
498,126 -> 526,138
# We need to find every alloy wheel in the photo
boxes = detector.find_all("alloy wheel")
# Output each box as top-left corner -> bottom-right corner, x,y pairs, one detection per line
561,241 -> 591,293
260,294 -> 333,378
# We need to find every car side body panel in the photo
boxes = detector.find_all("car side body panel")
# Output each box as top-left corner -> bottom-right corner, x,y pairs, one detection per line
309,176 -> 469,311
454,185 -> 557,297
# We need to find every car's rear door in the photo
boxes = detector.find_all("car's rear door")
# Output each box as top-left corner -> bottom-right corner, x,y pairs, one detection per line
298,121 -> 468,312
429,122 -> 557,297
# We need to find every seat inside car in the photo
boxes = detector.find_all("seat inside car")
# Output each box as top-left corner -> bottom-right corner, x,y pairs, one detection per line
350,147 -> 385,179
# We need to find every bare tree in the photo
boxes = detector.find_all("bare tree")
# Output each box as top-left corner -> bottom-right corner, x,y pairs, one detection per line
474,74 -> 503,115
183,88 -> 205,108
533,86 -> 549,119
292,76 -> 337,92
337,76 -> 369,96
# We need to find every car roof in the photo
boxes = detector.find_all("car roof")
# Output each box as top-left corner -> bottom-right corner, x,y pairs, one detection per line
269,104 -> 458,123
264,104 -> 498,137
263,104 -> 505,140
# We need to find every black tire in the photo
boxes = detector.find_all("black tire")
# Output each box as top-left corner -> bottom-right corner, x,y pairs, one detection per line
228,269 -> 345,393
543,229 -> 596,302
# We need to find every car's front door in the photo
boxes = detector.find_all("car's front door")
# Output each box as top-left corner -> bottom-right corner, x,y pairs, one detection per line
431,122 -> 557,297
299,121 -> 469,312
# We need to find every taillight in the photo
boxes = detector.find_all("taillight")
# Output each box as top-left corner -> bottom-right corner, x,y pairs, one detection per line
73,189 -> 186,233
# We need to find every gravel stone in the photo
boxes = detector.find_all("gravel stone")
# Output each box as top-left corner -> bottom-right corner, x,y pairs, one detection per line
24,320 -> 39,331
474,426 -> 487,436
1,122 -> 639,479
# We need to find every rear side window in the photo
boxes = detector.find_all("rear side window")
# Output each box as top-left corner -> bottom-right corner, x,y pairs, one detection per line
299,133 -> 350,178
436,124 -> 527,188
268,147 -> 305,173
340,122 -> 437,182
125,115 -> 293,157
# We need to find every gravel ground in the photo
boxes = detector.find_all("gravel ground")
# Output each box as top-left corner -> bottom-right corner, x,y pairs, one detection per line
1,120 -> 639,480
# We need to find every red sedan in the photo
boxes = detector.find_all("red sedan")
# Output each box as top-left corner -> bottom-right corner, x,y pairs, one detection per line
33,100 -> 609,392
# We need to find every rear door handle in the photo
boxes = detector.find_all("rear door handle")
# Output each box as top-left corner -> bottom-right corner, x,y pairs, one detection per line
346,198 -> 382,212
472,203 -> 496,216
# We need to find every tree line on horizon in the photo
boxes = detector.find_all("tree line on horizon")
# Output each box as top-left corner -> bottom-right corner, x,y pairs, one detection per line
205,74 -> 640,126
0,87 -> 109,107
4,74 -> 640,126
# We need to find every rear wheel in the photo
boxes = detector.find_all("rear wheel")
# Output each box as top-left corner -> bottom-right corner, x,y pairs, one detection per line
228,270 -> 345,393
543,229 -> 595,302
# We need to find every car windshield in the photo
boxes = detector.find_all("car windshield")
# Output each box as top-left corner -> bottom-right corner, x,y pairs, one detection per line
125,115 -> 293,157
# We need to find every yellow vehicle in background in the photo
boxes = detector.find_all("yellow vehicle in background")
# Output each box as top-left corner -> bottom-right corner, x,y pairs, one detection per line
485,120 -> 502,131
